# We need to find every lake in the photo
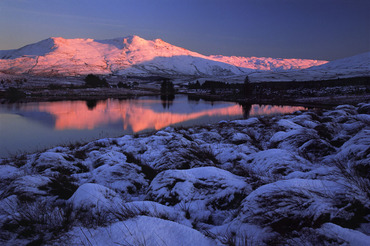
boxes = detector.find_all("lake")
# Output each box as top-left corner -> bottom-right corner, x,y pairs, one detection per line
0,95 -> 307,158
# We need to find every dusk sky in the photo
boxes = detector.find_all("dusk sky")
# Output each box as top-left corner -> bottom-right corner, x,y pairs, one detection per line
0,0 -> 369,61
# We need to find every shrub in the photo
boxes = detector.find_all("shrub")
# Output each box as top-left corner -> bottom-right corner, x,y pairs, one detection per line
39,173 -> 78,200
1,200 -> 73,243
244,76 -> 252,96
84,74 -> 109,88
117,82 -> 129,88
47,84 -> 63,90
188,80 -> 201,90
73,150 -> 87,160
123,152 -> 158,180
5,87 -> 26,99
160,79 -> 175,95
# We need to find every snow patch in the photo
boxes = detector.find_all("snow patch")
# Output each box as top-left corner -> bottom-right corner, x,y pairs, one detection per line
65,216 -> 218,246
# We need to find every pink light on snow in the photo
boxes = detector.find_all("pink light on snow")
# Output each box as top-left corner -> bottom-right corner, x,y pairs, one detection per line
34,100 -> 243,132
24,100 -> 306,132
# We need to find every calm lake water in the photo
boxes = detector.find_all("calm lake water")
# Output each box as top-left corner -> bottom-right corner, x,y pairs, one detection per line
0,95 -> 307,158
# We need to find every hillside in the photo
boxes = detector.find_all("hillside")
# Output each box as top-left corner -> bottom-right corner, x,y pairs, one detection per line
249,52 -> 370,82
0,35 -> 327,77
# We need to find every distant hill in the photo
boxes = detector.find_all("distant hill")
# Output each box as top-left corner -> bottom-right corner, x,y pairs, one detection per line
249,52 -> 370,82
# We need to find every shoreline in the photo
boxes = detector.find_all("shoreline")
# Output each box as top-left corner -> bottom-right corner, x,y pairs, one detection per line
1,74 -> 369,105
1,85 -> 369,106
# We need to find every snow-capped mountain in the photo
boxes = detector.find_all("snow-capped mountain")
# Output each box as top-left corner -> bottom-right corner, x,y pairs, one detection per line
0,35 -> 327,77
249,52 -> 370,82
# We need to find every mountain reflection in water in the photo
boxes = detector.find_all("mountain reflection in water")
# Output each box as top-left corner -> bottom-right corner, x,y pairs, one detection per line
0,95 -> 306,157
18,96 -> 305,132
22,97 -> 243,132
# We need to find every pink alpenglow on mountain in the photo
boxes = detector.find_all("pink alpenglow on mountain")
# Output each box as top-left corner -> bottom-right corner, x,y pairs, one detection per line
0,35 -> 328,76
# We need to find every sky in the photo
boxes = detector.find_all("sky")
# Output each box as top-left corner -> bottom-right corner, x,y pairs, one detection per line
0,0 -> 369,61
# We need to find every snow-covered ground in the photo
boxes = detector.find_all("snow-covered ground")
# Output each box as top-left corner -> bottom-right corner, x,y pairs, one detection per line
0,103 -> 369,245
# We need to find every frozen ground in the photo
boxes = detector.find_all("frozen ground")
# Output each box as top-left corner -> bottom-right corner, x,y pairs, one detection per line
0,103 -> 369,245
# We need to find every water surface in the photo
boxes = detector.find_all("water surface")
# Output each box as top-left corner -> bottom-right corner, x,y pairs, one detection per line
0,95 -> 306,157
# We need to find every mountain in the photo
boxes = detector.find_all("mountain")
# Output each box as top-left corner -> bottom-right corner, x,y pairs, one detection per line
0,35 -> 327,77
249,52 -> 370,82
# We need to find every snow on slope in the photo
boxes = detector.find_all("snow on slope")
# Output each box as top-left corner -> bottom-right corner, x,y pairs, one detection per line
250,52 -> 370,82
210,55 -> 326,71
0,38 -> 56,59
307,51 -> 370,76
0,35 -> 327,77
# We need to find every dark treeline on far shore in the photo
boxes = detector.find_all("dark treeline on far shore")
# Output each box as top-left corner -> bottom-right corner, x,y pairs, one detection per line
187,76 -> 370,101
188,76 -> 369,92
251,76 -> 369,91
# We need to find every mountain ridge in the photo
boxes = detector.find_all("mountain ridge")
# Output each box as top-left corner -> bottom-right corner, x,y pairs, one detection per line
0,35 -> 328,77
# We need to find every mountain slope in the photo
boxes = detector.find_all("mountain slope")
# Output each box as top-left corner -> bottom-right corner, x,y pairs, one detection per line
249,52 -> 370,82
0,35 -> 327,77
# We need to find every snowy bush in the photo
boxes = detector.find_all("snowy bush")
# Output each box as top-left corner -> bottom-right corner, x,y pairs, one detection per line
68,183 -> 123,226
0,198 -> 73,245
237,179 -> 363,234
147,167 -> 252,224
241,149 -> 312,182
